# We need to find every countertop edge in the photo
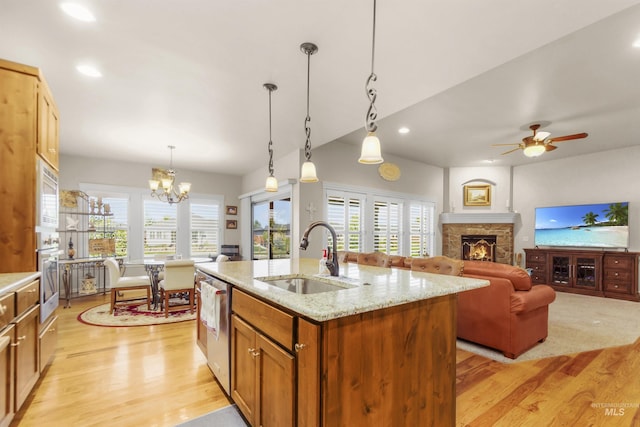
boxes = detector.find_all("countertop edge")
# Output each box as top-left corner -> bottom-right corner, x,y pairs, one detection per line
0,272 -> 41,296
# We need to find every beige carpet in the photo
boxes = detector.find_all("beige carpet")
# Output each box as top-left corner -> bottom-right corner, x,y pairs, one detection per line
456,292 -> 640,363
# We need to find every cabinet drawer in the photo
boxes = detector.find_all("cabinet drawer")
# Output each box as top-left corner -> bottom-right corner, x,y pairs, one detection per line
0,293 -> 15,330
527,253 -> 546,263
604,269 -> 631,282
233,290 -> 293,350
604,256 -> 633,270
16,281 -> 39,315
604,281 -> 631,293
530,272 -> 547,284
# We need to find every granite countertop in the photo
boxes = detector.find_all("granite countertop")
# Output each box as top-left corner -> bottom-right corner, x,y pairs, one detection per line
196,258 -> 489,322
0,272 -> 41,295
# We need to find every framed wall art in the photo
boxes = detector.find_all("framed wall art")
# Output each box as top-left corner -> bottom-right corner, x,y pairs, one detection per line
464,184 -> 491,206
226,219 -> 238,229
226,205 -> 238,215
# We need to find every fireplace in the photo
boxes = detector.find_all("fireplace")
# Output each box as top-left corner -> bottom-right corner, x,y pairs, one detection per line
462,235 -> 497,262
440,213 -> 518,265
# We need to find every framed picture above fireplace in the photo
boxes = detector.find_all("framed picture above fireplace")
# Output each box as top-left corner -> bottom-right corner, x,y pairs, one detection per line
464,184 -> 491,206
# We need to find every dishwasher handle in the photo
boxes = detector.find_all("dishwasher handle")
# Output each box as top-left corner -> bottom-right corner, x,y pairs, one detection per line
199,280 -> 227,295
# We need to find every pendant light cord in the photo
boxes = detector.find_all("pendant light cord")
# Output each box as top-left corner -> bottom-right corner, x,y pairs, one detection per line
365,0 -> 378,133
268,88 -> 274,176
304,50 -> 312,161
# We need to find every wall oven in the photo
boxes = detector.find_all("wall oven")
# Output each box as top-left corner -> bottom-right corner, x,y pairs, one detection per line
36,157 -> 60,324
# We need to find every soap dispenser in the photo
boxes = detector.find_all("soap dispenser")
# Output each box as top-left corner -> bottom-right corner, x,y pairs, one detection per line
319,249 -> 329,274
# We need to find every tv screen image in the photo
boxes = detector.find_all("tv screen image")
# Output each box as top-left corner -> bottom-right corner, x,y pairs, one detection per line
534,202 -> 629,248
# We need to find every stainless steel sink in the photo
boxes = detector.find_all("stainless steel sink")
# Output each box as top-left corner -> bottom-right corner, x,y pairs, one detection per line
257,275 -> 354,294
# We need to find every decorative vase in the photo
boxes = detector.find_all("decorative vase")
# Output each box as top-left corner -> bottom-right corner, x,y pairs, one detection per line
68,237 -> 76,259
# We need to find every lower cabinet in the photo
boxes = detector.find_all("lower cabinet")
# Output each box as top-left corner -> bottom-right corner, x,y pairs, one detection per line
39,314 -> 58,373
0,325 -> 15,427
14,305 -> 39,411
229,288 -> 457,427
231,314 -> 295,427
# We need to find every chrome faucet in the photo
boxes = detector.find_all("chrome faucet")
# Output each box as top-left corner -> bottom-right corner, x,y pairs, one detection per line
300,221 -> 340,277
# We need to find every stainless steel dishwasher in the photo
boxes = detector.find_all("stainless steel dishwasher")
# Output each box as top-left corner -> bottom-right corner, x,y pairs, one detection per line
200,274 -> 231,395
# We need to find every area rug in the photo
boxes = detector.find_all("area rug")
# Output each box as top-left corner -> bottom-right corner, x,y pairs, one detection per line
78,301 -> 196,327
176,404 -> 247,427
457,292 -> 640,363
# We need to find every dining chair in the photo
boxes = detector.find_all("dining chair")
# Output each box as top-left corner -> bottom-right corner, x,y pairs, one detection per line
104,258 -> 152,314
158,259 -> 196,318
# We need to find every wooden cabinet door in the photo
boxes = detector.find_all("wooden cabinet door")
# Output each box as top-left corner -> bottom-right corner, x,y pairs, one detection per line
0,66 -> 37,273
256,333 -> 294,427
297,318 -> 320,427
39,315 -> 58,373
14,305 -> 39,411
231,315 -> 256,424
37,83 -> 59,171
0,325 -> 15,427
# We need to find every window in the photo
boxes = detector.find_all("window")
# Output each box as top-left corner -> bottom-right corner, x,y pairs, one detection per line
143,200 -> 177,256
373,198 -> 402,255
190,201 -> 221,256
84,192 -> 129,258
324,184 -> 435,257
252,198 -> 291,260
409,202 -> 435,257
326,191 -> 364,252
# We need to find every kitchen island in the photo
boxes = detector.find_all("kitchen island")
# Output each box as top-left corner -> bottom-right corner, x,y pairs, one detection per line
196,259 -> 488,427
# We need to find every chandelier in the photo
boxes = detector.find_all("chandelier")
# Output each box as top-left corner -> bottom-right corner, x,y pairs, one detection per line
148,145 -> 191,204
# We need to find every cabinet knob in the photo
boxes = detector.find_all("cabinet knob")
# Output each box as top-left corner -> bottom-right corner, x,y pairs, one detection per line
614,285 -> 619,289
0,305 -> 5,315
614,272 -> 619,277
614,260 -> 619,264
248,348 -> 260,358
28,289 -> 37,293
17,335 -> 26,341
295,343 -> 307,353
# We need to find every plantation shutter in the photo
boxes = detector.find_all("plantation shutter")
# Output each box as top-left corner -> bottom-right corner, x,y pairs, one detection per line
373,198 -> 402,255
143,200 -> 177,255
190,201 -> 221,256
409,202 -> 435,257
326,191 -> 364,252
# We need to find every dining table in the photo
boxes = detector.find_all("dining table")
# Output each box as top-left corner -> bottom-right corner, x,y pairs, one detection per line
125,257 -> 212,309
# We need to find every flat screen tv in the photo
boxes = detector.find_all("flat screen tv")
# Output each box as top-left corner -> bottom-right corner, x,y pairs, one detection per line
534,202 -> 629,248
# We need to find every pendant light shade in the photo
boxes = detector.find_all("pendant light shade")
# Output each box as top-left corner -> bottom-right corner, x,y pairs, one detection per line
263,83 -> 278,192
359,0 -> 384,165
359,132 -> 383,164
300,161 -> 318,183
299,42 -> 319,183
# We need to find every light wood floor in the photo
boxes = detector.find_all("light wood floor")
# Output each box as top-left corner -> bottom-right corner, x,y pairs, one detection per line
12,294 -> 640,427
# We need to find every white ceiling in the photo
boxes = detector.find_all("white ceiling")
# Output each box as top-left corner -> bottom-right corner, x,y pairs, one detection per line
2,1 -> 640,175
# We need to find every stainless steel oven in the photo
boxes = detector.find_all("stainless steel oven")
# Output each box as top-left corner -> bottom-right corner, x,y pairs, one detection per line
35,157 -> 60,323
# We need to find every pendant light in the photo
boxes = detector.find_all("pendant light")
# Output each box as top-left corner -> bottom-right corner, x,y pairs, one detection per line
264,83 -> 279,192
359,0 -> 384,164
300,42 -> 319,183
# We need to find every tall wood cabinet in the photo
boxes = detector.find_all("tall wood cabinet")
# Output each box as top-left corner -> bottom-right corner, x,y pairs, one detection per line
525,248 -> 639,301
0,58 -> 60,273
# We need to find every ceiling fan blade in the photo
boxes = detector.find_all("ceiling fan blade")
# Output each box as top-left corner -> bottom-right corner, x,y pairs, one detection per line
547,132 -> 588,143
545,144 -> 558,152
501,147 -> 522,155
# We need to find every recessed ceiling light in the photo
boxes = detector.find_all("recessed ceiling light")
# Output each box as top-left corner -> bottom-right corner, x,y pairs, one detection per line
398,127 -> 410,134
60,3 -> 96,22
633,37 -> 640,48
76,64 -> 102,77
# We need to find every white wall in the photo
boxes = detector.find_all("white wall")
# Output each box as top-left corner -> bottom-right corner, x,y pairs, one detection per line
448,166 -> 513,213
513,145 -> 640,255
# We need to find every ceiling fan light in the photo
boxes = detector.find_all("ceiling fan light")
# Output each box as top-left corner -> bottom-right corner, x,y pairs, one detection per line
534,131 -> 550,141
523,143 -> 546,157
300,161 -> 319,183
359,132 -> 384,164
265,176 -> 278,192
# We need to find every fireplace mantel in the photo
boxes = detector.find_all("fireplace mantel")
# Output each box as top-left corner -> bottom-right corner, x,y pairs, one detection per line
439,212 -> 520,224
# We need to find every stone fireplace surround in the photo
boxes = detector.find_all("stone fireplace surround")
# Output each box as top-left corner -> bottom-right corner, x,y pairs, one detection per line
440,213 -> 519,265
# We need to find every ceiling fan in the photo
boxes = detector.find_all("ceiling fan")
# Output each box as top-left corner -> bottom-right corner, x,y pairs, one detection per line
493,124 -> 588,157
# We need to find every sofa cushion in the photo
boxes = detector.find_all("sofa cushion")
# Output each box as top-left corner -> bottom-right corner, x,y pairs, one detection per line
388,255 -> 406,268
411,256 -> 464,276
510,285 -> 556,313
463,260 -> 531,291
